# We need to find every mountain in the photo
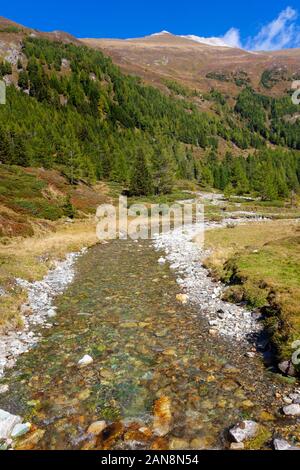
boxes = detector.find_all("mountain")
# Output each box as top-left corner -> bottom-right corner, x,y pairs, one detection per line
0,17 -> 299,216
82,31 -> 300,97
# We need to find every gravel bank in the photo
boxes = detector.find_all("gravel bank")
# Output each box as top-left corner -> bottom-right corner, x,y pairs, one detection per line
153,219 -> 263,342
0,249 -> 87,378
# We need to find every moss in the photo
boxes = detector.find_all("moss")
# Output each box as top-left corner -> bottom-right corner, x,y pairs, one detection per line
244,426 -> 272,450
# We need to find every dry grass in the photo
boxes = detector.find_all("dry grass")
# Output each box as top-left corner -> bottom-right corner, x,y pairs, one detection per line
0,218 -> 98,332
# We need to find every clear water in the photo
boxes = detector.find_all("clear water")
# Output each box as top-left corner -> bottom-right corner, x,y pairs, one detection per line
0,240 -> 292,449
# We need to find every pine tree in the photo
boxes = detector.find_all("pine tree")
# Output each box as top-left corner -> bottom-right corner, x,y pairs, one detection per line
130,148 -> 152,196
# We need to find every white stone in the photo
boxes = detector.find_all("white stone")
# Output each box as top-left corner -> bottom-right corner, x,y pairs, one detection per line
78,355 -> 93,367
273,439 -> 292,450
0,410 -> 21,439
0,384 -> 9,394
158,257 -> 166,265
283,404 -> 300,416
229,420 -> 259,443
11,422 -> 31,438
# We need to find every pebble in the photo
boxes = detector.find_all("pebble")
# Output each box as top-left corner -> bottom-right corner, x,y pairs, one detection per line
87,421 -> 107,436
11,422 -> 31,438
169,438 -> 189,450
230,442 -> 245,450
78,355 -> 94,368
0,384 -> 9,394
176,294 -> 189,305
282,404 -> 300,416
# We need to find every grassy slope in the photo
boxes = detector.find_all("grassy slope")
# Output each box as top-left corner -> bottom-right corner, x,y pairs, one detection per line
204,219 -> 300,361
0,164 -> 113,331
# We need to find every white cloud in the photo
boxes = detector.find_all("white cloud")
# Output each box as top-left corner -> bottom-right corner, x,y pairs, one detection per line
246,6 -> 300,50
150,7 -> 300,51
222,27 -> 242,48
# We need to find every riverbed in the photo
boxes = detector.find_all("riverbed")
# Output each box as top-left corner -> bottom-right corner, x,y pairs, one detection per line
0,233 -> 296,450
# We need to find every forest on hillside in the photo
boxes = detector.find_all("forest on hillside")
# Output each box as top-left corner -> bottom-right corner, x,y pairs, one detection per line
0,37 -> 300,199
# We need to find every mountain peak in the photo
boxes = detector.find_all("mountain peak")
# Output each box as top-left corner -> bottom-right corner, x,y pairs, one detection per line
150,30 -> 172,37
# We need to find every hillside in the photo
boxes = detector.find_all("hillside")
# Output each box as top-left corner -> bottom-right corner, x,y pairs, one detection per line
0,18 -> 300,233
82,32 -> 300,98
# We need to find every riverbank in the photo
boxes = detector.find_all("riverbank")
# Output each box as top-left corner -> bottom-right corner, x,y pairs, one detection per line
204,219 -> 300,368
0,218 -> 98,333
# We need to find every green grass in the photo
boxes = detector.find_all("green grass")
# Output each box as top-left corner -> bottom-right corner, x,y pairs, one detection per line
205,220 -> 300,364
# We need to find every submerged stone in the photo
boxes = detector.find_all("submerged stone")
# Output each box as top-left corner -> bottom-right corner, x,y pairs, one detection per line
11,422 -> 31,439
153,396 -> 172,437
87,420 -> 107,436
78,355 -> 93,367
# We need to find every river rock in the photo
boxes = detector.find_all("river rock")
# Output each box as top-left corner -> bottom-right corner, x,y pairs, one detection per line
229,420 -> 259,443
87,421 -> 107,436
78,355 -> 93,367
230,442 -> 245,450
289,393 -> 300,404
282,404 -> 300,416
0,410 -> 22,439
14,429 -> 45,450
153,396 -> 172,437
278,361 -> 296,377
0,385 -> 9,394
209,329 -> 218,337
176,294 -> 189,305
11,422 -> 31,438
169,438 -> 189,450
273,439 -> 292,450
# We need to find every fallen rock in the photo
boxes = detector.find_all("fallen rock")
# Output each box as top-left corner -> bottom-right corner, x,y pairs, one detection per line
278,361 -> 296,377
11,422 -> 31,439
229,420 -> 259,443
78,355 -> 93,368
158,257 -> 166,265
87,420 -> 107,436
282,404 -> 300,416
0,410 -> 21,439
153,396 -> 172,437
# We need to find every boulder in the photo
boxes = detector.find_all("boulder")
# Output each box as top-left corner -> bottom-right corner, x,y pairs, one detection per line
0,410 -> 21,439
229,420 -> 259,443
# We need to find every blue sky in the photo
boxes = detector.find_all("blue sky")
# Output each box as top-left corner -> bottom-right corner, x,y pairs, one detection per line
1,1 -> 300,49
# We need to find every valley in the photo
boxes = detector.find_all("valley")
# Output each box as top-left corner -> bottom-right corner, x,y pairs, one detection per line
0,14 -> 300,452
